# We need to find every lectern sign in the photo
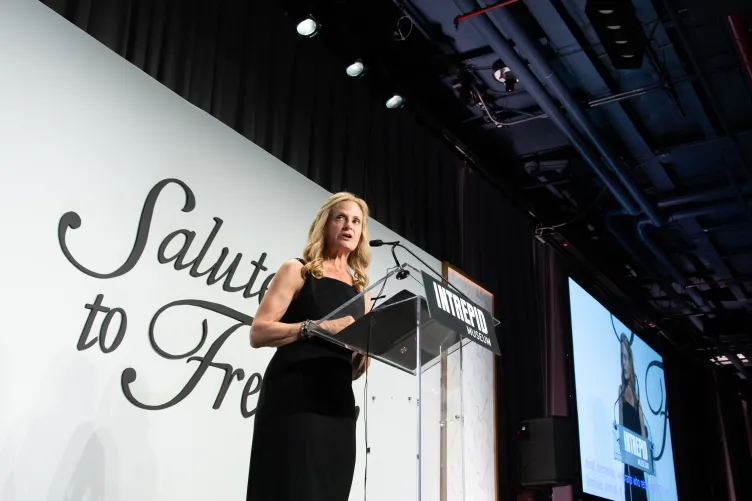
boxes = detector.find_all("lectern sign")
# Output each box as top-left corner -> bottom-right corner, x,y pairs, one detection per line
421,271 -> 500,355
616,424 -> 655,475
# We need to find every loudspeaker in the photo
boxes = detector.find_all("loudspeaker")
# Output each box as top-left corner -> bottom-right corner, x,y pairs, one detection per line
519,416 -> 576,487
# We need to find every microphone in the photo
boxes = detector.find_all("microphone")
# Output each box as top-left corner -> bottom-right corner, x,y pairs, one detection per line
371,240 -> 495,322
369,239 -> 399,247
370,239 -> 407,278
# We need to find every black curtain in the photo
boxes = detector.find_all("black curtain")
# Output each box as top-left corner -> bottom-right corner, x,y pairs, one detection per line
533,241 -> 574,501
661,353 -> 726,500
41,0 -> 465,262
38,1 -> 538,500
714,371 -> 752,500
460,168 -> 539,497
533,240 -> 571,419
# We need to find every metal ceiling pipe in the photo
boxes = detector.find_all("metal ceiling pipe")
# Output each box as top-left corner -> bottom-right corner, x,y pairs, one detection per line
472,0 -> 662,226
658,0 -> 752,209
450,0 -> 640,217
636,220 -> 711,312
633,198 -> 752,329
605,213 -> 747,379
636,197 -> 751,285
454,0 -> 521,27
605,209 -> 747,380
502,74 -> 695,126
636,196 -> 752,313
604,211 -> 689,308
655,185 -> 752,244
639,195 -> 751,380
664,198 -> 751,222
501,82 -> 669,126
656,185 -> 749,209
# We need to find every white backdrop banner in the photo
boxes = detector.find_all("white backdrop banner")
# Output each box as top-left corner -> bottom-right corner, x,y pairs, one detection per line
0,1 -> 496,500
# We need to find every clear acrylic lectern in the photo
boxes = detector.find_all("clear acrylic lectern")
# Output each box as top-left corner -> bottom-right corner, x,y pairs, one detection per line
309,264 -> 475,501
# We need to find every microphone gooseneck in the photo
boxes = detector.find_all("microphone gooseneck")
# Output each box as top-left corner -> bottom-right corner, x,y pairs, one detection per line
369,239 -> 407,278
371,240 -> 491,311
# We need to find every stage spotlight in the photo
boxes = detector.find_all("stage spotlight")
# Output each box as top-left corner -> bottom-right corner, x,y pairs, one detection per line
613,39 -> 639,60
585,1 -> 646,69
604,17 -> 622,30
612,28 -> 630,44
296,17 -> 319,38
493,61 -> 518,93
346,59 -> 365,78
385,94 -> 404,109
492,61 -> 506,82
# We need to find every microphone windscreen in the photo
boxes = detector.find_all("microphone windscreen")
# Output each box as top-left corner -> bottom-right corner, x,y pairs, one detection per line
369,239 -> 384,247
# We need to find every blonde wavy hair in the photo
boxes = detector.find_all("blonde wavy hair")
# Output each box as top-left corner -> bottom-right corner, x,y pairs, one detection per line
301,192 -> 371,292
620,333 -> 638,400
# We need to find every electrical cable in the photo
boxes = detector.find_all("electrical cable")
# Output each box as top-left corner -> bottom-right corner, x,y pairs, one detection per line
532,154 -> 658,239
534,185 -> 609,237
392,8 -> 413,42
611,313 -> 635,346
472,84 -> 505,128
362,272 -> 392,501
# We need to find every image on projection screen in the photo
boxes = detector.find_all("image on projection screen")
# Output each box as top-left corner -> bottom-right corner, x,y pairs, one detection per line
569,278 -> 678,501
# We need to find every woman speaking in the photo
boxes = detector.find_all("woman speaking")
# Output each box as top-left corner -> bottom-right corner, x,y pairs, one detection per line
618,333 -> 647,501
246,192 -> 372,501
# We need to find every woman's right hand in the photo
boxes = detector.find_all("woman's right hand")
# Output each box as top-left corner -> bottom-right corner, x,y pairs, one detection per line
318,315 -> 355,335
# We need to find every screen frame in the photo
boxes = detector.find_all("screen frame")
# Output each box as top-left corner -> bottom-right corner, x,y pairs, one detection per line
563,275 -> 677,501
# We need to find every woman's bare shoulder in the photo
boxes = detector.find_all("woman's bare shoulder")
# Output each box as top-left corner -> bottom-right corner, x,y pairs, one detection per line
271,259 -> 305,288
278,258 -> 305,272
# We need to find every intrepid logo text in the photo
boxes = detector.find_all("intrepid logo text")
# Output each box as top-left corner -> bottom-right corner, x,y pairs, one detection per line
431,282 -> 491,346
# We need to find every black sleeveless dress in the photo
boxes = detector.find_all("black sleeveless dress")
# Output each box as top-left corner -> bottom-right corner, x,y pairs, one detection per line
622,400 -> 648,501
246,261 -> 363,501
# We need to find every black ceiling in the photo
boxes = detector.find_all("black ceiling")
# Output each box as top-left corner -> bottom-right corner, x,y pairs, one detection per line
279,0 -> 752,375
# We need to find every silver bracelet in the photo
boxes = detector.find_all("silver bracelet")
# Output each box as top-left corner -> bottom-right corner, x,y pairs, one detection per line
299,319 -> 313,339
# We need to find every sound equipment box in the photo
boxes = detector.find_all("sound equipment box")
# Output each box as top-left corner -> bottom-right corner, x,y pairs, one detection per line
519,416 -> 576,487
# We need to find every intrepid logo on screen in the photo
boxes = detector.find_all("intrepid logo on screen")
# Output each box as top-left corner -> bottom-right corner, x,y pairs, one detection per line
617,424 -> 655,474
623,430 -> 649,463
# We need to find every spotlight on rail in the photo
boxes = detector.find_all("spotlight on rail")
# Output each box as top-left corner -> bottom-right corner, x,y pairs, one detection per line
346,59 -> 366,78
296,17 -> 320,38
385,94 -> 405,109
585,1 -> 646,69
493,61 -> 518,93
